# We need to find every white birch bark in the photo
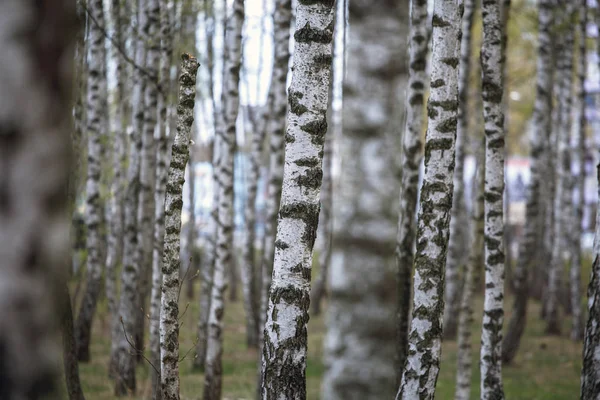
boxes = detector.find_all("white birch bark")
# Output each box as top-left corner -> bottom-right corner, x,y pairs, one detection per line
546,0 -> 574,335
502,0 -> 553,364
258,0 -> 292,347
479,0 -> 507,398
397,0 -> 462,398
443,0 -> 473,340
570,0 -> 586,342
203,0 -> 245,397
455,133 -> 484,400
74,0 -> 109,362
110,3 -> 147,393
159,53 -> 199,400
394,0 -> 429,380
150,2 -> 175,397
261,1 -> 335,398
0,0 -> 74,397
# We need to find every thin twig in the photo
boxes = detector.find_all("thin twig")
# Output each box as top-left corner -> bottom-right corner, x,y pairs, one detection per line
179,336 -> 199,363
178,302 -> 191,322
177,257 -> 194,302
120,317 -> 160,376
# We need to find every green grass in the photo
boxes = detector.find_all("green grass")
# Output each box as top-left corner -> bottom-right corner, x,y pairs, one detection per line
77,280 -> 585,399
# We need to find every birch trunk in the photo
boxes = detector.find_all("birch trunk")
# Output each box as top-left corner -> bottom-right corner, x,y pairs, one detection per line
394,0 -> 429,381
133,0 -> 162,359
397,0 -> 462,398
443,1 -> 471,339
570,0 -> 586,342
203,0 -> 245,397
0,0 -> 74,396
546,1 -> 574,335
455,132 -> 484,400
479,0 -> 507,397
150,2 -> 175,397
322,3 -> 407,399
110,3 -> 147,392
258,0 -> 292,346
241,110 -> 266,347
106,0 -> 129,320
159,53 -> 199,400
502,0 -> 554,363
74,0 -> 109,362
261,2 -> 334,398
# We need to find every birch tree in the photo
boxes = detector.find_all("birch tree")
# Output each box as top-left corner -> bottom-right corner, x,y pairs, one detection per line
479,0 -> 507,397
149,2 -> 176,397
160,52 -> 199,400
397,0 -> 462,397
203,0 -> 245,397
258,0 -> 292,345
0,0 -> 75,397
569,0 -> 586,342
106,0 -> 130,320
394,0 -> 429,378
502,0 -> 554,364
74,0 -> 109,362
455,133 -> 484,400
319,0 -> 409,397
261,1 -> 335,398
111,1 -> 147,392
546,0 -> 574,335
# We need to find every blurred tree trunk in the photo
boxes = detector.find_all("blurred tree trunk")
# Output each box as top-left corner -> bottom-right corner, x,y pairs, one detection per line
502,0 -> 554,364
105,0 -> 130,326
322,3 -> 408,399
62,285 -> 86,400
110,0 -> 147,393
241,107 -> 266,347
546,0 -> 574,335
569,0 -> 586,342
185,151 -> 197,299
455,122 -> 484,400
394,0 -> 428,381
203,0 -> 245,397
160,54 -> 199,400
0,0 -> 75,397
260,2 -> 334,399
74,0 -> 109,363
479,0 -> 508,397
194,0 -> 217,372
149,2 -> 176,397
396,0 -> 461,398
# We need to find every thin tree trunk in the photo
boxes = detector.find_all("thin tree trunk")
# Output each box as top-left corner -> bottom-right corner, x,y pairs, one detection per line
203,0 -> 245,397
502,1 -> 553,365
394,0 -> 429,383
62,285 -> 86,400
241,109 -> 266,347
261,2 -> 335,398
479,0 -> 507,398
443,0 -> 472,338
193,0 -> 217,372
159,53 -> 199,400
0,0 -> 75,397
74,0 -> 109,363
397,0 -> 462,398
455,132 -> 484,400
150,2 -> 176,397
110,1 -> 147,392
570,0 -> 586,342
546,0 -> 574,335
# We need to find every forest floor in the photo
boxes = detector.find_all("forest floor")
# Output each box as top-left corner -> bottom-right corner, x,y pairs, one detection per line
76,265 -> 587,400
